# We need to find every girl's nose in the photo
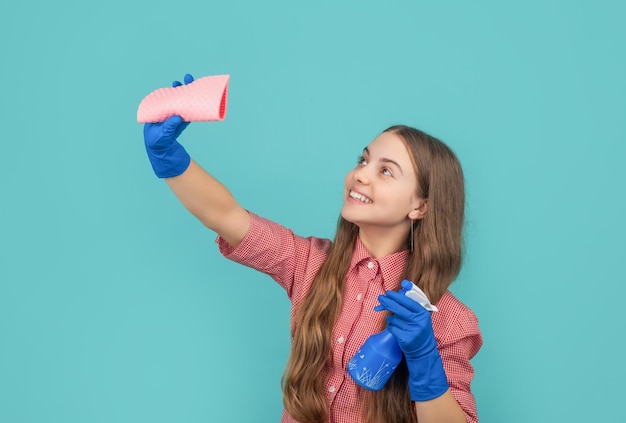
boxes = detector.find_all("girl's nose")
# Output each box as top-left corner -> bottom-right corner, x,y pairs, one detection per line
353,166 -> 370,185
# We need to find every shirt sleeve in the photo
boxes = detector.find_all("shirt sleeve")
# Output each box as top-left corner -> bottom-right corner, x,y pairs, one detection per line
215,212 -> 330,299
433,294 -> 483,423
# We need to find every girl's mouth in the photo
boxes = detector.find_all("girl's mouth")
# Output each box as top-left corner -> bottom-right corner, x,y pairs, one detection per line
349,190 -> 373,204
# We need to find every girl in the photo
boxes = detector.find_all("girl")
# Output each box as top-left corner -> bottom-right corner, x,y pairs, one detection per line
143,74 -> 482,423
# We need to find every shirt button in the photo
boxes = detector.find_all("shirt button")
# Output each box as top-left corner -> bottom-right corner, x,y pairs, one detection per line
337,336 -> 345,344
328,386 -> 336,393
367,261 -> 375,269
356,293 -> 363,301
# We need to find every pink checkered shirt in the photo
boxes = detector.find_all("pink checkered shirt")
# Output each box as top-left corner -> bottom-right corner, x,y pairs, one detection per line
217,213 -> 482,423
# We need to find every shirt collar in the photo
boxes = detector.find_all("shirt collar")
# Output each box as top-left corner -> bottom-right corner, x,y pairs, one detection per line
350,237 -> 409,291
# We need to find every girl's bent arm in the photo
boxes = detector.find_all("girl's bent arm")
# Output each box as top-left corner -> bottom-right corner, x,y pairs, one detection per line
165,159 -> 250,248
414,390 -> 468,423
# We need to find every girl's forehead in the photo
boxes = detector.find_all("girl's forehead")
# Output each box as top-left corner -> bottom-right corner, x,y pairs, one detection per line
366,132 -> 411,160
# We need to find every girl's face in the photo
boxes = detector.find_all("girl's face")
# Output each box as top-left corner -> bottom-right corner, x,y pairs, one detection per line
341,131 -> 425,231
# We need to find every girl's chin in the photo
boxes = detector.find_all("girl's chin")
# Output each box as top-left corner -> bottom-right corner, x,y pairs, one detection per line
340,209 -> 356,223
340,209 -> 365,227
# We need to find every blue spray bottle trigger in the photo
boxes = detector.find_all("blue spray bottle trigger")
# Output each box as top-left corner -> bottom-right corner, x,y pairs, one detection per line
346,280 -> 413,391
399,281 -> 411,295
400,279 -> 413,293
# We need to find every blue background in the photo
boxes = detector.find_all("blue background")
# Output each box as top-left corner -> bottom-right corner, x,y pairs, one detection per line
1,1 -> 624,422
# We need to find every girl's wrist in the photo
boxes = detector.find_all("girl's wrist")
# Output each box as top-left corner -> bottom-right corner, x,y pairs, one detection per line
405,349 -> 449,401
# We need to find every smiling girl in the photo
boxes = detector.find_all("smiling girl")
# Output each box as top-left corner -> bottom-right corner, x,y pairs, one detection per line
143,74 -> 482,423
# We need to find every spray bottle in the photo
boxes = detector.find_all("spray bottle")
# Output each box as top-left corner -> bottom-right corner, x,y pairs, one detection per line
347,280 -> 438,390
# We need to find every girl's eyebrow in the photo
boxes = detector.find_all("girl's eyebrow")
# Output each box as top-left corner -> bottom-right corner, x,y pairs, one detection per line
362,147 -> 404,175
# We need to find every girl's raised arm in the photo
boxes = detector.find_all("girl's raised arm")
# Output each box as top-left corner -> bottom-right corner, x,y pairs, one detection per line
165,159 -> 250,248
142,74 -> 249,248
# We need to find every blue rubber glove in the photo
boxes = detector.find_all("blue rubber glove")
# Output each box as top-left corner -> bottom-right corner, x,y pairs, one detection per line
143,74 -> 194,178
374,280 -> 449,401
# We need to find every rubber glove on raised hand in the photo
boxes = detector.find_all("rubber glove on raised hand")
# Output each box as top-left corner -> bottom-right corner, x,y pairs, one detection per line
374,280 -> 449,401
143,74 -> 194,178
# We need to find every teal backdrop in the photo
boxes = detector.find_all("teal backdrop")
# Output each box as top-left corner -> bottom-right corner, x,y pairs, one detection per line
1,1 -> 624,422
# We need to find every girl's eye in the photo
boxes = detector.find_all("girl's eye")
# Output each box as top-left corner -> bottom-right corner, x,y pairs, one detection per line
357,156 -> 367,166
382,167 -> 392,176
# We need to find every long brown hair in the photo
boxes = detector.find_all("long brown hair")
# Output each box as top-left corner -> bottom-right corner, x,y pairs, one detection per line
282,126 -> 465,423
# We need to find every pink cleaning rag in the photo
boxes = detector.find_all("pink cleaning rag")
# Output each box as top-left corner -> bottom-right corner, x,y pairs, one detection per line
137,75 -> 229,123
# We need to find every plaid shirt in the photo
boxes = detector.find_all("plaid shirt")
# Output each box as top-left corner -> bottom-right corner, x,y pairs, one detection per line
218,213 -> 482,423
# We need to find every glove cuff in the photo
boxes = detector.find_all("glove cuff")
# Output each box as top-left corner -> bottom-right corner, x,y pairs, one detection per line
147,141 -> 191,178
405,349 -> 449,401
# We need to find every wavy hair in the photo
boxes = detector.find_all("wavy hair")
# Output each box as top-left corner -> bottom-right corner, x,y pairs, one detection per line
282,126 -> 465,423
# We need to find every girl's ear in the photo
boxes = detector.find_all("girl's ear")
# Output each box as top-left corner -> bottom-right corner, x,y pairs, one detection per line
408,201 -> 428,220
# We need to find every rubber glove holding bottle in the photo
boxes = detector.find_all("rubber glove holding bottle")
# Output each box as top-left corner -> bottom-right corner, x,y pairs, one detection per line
374,280 -> 449,401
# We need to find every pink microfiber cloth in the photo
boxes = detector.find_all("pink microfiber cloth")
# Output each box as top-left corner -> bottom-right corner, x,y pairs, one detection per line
137,75 -> 230,123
